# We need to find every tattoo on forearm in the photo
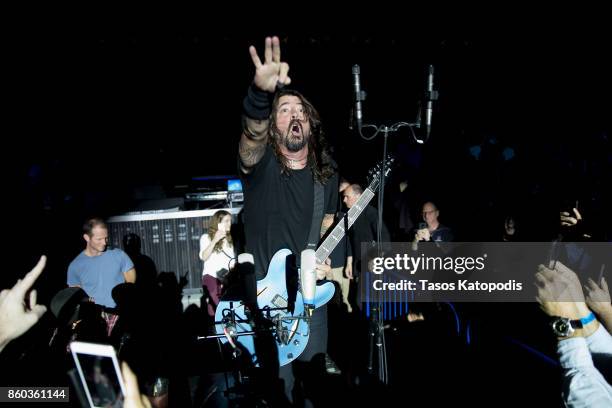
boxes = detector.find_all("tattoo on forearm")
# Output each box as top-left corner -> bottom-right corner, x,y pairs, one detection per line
239,118 -> 269,171
239,138 -> 265,168
243,117 -> 268,140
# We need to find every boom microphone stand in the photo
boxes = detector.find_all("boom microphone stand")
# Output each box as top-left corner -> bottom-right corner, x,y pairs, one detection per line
352,64 -> 437,385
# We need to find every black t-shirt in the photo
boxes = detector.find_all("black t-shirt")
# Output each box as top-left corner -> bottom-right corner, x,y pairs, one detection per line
430,225 -> 453,242
241,145 -> 338,278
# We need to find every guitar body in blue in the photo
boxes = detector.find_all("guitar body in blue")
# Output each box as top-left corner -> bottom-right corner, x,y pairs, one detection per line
214,156 -> 394,367
215,248 -> 335,366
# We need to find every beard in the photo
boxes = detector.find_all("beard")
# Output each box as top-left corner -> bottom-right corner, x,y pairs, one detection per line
283,120 -> 309,152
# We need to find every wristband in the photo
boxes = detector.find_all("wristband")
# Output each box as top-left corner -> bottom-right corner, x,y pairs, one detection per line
579,312 -> 596,326
243,83 -> 272,120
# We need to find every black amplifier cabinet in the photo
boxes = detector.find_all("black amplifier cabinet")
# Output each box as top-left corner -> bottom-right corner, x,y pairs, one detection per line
107,208 -> 241,290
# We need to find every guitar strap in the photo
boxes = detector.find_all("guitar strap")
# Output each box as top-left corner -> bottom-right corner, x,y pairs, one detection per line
306,181 -> 325,250
287,181 -> 324,314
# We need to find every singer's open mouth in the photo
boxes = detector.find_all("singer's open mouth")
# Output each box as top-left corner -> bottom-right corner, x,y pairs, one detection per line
290,121 -> 302,136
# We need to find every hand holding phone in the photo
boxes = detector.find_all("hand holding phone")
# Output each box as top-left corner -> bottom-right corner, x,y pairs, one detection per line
416,223 -> 430,242
584,266 -> 611,318
121,362 -> 154,408
560,199 -> 582,228
70,341 -> 126,408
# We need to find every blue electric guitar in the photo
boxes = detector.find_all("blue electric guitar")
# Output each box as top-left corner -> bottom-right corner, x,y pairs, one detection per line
215,157 -> 394,366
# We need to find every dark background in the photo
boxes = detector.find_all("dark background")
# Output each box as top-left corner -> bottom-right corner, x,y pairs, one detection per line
1,11 -> 611,405
5,13 -> 611,300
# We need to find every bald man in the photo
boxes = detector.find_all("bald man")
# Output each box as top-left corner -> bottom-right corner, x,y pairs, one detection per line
343,184 -> 391,282
412,201 -> 453,250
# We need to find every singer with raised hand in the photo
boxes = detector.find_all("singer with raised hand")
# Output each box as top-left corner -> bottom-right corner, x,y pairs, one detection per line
238,35 -> 339,406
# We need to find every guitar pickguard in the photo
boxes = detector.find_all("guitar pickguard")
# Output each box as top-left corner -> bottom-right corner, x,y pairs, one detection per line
271,294 -> 288,310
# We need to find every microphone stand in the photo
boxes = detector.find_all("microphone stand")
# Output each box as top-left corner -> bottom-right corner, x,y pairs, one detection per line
353,65 -> 429,385
196,302 -> 314,403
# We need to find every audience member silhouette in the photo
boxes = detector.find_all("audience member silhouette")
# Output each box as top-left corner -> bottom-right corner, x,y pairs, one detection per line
123,233 -> 158,289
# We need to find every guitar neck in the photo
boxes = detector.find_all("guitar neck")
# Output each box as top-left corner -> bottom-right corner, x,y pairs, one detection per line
315,188 -> 376,263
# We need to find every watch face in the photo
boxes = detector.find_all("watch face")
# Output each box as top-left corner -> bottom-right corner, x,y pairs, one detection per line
555,321 -> 568,333
552,318 -> 573,337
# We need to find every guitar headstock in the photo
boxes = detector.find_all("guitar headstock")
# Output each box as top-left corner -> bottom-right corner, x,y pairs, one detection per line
367,155 -> 395,191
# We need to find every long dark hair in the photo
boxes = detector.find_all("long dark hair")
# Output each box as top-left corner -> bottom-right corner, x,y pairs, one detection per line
269,89 -> 336,184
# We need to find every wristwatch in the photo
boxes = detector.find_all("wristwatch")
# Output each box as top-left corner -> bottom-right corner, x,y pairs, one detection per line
551,312 -> 596,337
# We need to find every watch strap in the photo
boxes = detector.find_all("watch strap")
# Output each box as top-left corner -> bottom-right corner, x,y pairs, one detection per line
578,312 -> 596,327
565,312 -> 596,329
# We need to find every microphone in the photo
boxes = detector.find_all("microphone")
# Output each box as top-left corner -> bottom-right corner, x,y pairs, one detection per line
425,64 -> 435,139
352,65 -> 363,130
300,249 -> 317,316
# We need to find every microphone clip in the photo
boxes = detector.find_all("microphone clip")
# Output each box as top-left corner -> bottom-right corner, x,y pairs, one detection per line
425,64 -> 439,102
355,89 -> 367,102
426,88 -> 439,102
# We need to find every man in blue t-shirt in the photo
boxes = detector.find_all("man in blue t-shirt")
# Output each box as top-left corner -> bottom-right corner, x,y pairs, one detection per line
67,218 -> 135,309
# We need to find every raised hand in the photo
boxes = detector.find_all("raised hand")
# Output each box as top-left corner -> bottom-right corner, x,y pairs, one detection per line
179,271 -> 189,289
560,207 -> 582,227
121,362 -> 152,408
0,256 -> 48,352
585,277 -> 612,316
535,261 -> 590,319
213,228 -> 227,243
415,228 -> 430,242
249,36 -> 291,93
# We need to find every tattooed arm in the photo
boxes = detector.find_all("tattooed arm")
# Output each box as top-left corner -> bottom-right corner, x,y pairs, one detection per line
240,36 -> 291,174
239,118 -> 269,174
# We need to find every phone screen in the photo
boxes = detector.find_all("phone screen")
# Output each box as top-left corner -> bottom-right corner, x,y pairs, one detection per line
73,352 -> 123,407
